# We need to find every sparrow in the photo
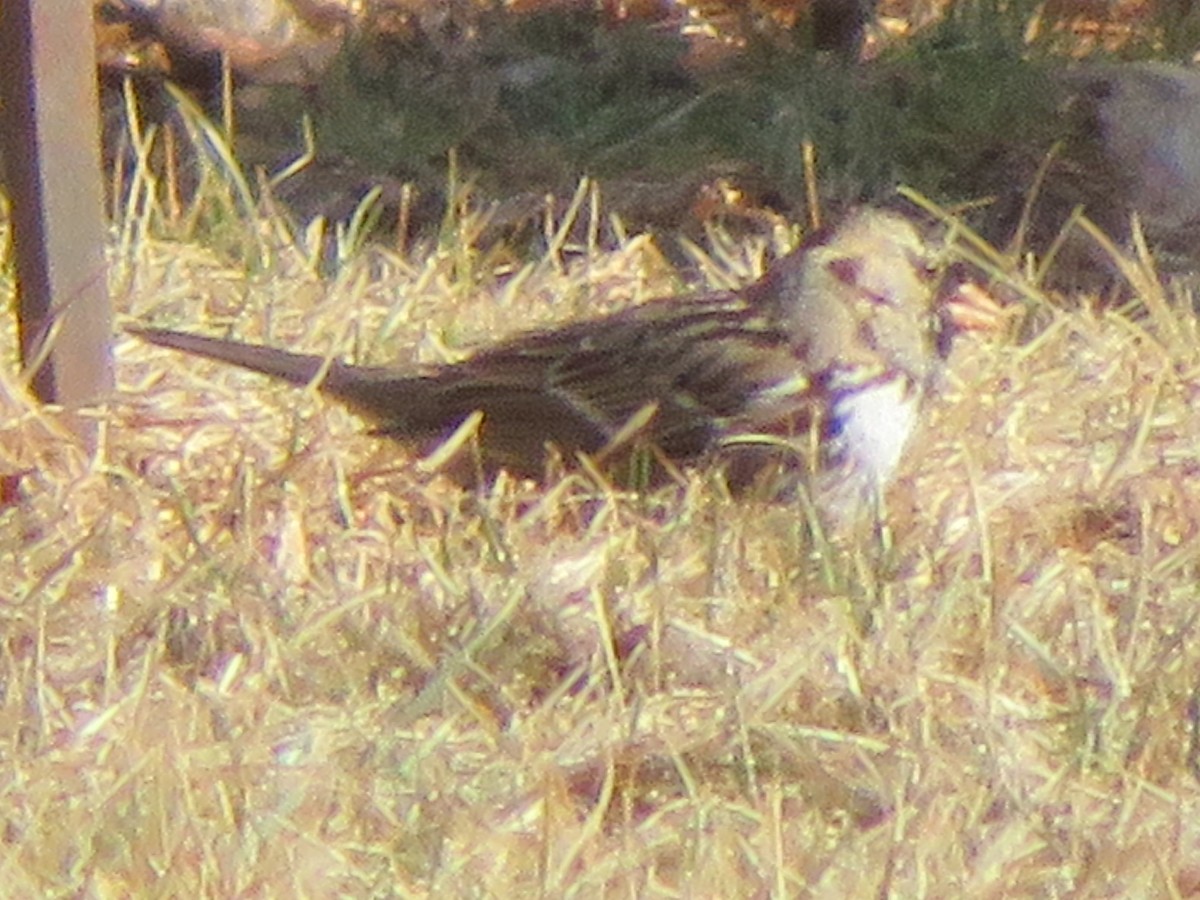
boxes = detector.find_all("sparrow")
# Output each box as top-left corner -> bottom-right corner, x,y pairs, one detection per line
129,207 -> 970,526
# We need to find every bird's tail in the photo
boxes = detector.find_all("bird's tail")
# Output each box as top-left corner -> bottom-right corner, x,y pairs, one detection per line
127,324 -> 555,476
126,325 -> 433,422
128,326 -> 338,385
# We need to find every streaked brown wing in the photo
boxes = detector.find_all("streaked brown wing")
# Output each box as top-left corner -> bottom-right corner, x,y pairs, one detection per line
435,293 -> 808,463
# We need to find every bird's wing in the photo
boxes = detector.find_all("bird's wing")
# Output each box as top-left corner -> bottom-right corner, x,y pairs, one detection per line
449,293 -> 811,460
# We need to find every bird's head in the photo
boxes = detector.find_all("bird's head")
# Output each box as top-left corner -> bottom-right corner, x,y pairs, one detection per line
753,208 -> 943,381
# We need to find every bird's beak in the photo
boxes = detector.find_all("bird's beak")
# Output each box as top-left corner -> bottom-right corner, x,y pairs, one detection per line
941,278 -> 1012,335
934,275 -> 1015,360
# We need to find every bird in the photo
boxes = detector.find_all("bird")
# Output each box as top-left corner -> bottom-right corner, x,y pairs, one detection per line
129,207 -> 977,527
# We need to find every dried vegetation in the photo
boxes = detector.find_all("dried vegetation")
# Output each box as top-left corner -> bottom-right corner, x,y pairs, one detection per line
5,0 -> 1200,895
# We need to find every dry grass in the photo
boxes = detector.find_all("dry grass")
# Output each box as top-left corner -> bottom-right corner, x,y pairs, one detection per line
4,195 -> 1200,897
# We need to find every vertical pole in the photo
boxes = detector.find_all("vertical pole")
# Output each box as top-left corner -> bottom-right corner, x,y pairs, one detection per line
0,0 -> 114,445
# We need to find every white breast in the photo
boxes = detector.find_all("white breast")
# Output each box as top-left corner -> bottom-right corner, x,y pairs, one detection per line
815,374 -> 922,529
833,376 -> 921,488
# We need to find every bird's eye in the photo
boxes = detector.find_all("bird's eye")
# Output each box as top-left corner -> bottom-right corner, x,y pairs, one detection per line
826,256 -> 862,287
908,251 -> 939,282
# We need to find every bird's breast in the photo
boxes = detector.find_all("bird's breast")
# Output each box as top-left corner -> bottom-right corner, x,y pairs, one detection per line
826,372 -> 922,488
